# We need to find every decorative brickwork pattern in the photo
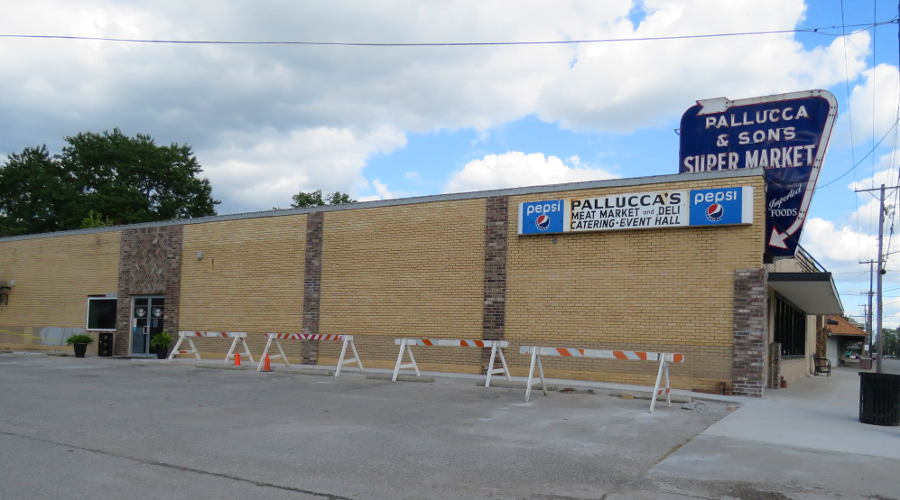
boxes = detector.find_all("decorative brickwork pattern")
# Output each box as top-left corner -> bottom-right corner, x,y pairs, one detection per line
482,196 -> 508,370
114,226 -> 183,356
732,268 -> 767,397
302,212 -> 324,364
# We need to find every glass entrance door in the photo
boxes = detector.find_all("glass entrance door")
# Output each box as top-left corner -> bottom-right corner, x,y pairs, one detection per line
131,296 -> 164,355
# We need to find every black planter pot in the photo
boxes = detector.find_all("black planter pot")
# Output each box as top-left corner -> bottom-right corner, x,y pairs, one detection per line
156,348 -> 169,360
859,372 -> 900,426
73,343 -> 88,358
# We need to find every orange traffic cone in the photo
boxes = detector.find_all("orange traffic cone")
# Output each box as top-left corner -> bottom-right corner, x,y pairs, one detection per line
260,354 -> 273,373
234,352 -> 241,366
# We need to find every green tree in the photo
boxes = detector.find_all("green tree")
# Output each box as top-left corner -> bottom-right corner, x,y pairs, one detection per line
290,189 -> 355,208
0,146 -> 79,235
881,328 -> 898,357
0,129 -> 219,236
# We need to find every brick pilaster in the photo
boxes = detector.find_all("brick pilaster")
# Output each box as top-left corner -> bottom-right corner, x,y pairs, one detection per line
732,268 -> 767,397
301,212 -> 324,364
114,225 -> 183,356
482,196 -> 508,370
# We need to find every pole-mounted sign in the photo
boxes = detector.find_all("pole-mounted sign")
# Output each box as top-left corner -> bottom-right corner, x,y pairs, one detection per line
678,89 -> 837,258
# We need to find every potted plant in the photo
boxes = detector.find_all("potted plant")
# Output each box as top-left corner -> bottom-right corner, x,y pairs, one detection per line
65,334 -> 94,358
150,331 -> 174,359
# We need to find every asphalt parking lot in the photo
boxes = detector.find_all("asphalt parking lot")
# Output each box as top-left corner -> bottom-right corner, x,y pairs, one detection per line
1,354 -> 897,499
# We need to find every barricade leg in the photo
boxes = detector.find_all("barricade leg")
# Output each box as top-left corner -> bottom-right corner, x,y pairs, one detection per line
167,334 -> 185,361
526,348 -> 548,401
348,340 -> 364,371
336,338 -> 349,377
257,337 -> 275,372
484,346 -> 512,388
525,348 -> 536,401
650,357 -> 666,414
485,345 -> 498,388
187,338 -> 200,359
497,347 -> 512,382
334,338 -> 364,377
224,337 -> 240,364
392,340 -> 421,381
392,340 -> 406,381
664,361 -> 672,408
536,353 -> 547,396
274,338 -> 290,367
168,335 -> 201,361
240,338 -> 254,364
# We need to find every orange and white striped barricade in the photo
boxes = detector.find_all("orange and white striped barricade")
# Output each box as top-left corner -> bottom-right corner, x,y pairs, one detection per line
256,333 -> 364,376
168,331 -> 254,365
392,338 -> 511,386
518,346 -> 685,413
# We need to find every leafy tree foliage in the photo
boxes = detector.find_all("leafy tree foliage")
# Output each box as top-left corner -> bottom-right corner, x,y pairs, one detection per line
0,129 -> 218,236
291,189 -> 355,208
878,328 -> 898,358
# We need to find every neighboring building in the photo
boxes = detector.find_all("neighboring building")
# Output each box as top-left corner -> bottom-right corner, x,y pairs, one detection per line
765,246 -> 843,387
822,315 -> 867,366
0,168 -> 842,396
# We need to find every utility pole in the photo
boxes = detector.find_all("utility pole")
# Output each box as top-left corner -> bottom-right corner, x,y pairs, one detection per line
855,184 -> 896,374
877,184 -> 885,373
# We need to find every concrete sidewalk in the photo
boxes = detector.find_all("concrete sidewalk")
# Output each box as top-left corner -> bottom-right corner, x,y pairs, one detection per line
649,365 -> 900,499
701,365 -> 900,459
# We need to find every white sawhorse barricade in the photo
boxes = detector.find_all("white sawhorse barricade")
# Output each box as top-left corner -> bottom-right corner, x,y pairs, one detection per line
519,346 -> 685,414
257,333 -> 364,376
392,338 -> 511,386
168,331 -> 255,365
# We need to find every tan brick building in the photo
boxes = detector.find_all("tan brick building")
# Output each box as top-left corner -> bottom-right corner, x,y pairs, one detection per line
0,168 -> 841,396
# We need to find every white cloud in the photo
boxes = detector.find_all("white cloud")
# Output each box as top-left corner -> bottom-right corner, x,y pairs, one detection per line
849,64 -> 900,142
848,152 -> 900,192
844,152 -> 900,229
199,126 -> 406,213
357,179 -> 403,202
536,2 -> 870,132
801,217 -> 876,263
444,152 -> 618,193
0,0 -> 877,212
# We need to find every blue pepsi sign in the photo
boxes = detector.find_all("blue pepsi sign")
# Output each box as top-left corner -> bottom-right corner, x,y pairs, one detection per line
689,187 -> 753,226
519,199 -> 564,235
679,90 -> 837,258
518,187 -> 752,235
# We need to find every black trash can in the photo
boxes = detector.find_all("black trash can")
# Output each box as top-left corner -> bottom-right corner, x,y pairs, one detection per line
98,332 -> 113,357
859,372 -> 900,426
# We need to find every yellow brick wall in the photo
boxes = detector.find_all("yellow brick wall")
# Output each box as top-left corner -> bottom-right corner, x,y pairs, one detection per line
174,177 -> 765,390
178,215 -> 307,359
505,176 -> 766,390
0,231 -> 121,352
317,200 -> 486,372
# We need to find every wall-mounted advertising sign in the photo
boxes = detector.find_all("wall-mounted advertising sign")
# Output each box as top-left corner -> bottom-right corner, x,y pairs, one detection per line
678,90 -> 837,258
518,186 -> 752,235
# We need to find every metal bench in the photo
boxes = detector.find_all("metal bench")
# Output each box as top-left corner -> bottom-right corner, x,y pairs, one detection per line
814,356 -> 831,377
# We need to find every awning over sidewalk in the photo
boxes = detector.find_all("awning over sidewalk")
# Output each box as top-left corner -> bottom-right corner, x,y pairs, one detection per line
768,272 -> 843,315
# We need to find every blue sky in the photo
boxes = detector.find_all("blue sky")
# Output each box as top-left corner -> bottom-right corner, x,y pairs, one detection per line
0,1 -> 898,326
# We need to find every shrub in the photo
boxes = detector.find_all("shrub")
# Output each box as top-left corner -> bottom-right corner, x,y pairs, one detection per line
65,334 -> 94,345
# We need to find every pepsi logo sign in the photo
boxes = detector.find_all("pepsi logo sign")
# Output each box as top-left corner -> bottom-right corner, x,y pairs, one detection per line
535,214 -> 551,231
705,203 -> 724,221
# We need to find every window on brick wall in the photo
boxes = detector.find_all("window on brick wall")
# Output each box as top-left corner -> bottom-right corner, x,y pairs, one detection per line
87,297 -> 117,330
774,294 -> 806,356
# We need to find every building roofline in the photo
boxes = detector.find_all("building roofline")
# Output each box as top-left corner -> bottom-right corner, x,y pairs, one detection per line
0,168 -> 763,243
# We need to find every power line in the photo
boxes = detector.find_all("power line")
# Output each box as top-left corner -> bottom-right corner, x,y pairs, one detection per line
818,116 -> 900,189
0,20 -> 893,47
